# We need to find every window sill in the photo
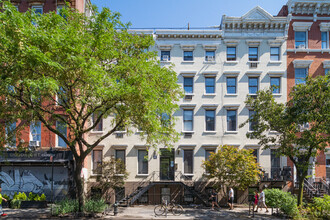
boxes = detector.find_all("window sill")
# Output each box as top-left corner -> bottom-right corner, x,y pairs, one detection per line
136,174 -> 149,177
247,61 -> 260,63
160,60 -> 171,64
269,61 -> 282,64
181,61 -> 194,64
224,61 -> 238,64
114,174 -> 125,177
183,173 -> 194,176
90,174 -> 102,177
225,93 -> 238,97
114,131 -> 127,134
225,131 -> 238,134
248,93 -> 258,96
203,61 -> 216,64
269,130 -> 279,134
90,131 -> 104,134
182,131 -> 195,134
184,93 -> 195,96
204,131 -> 216,134
272,93 -> 282,97
203,93 -> 216,96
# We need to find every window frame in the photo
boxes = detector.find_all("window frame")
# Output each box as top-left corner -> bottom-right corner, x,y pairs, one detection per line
161,51 -> 171,61
248,77 -> 259,94
205,77 -> 215,94
295,68 -> 307,85
248,47 -> 258,61
321,32 -> 328,49
92,112 -> 103,132
226,77 -> 237,94
138,150 -> 148,175
227,110 -> 237,132
205,50 -> 215,61
6,122 -> 16,148
295,31 -> 307,49
30,121 -> 41,142
31,5 -> 43,14
183,51 -> 193,61
270,77 -> 281,94
183,149 -> 194,174
227,47 -> 236,61
183,77 -> 193,94
92,149 -> 103,175
249,110 -> 257,131
205,110 -> 215,131
183,109 -> 193,132
56,120 -> 67,147
115,149 -> 126,171
270,47 -> 280,61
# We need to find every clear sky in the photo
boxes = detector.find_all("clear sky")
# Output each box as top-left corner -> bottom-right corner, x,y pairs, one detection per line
90,0 -> 288,29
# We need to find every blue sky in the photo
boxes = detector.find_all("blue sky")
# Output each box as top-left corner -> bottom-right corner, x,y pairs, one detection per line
91,0 -> 288,28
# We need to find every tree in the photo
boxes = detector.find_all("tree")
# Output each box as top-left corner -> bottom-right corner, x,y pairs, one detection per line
202,145 -> 262,192
0,2 -> 182,212
240,75 -> 330,206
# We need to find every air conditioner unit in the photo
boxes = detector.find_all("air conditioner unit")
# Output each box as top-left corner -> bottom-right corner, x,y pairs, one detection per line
206,56 -> 215,61
29,140 -> 40,147
184,94 -> 193,100
250,62 -> 258,68
297,44 -> 306,49
162,55 -> 169,61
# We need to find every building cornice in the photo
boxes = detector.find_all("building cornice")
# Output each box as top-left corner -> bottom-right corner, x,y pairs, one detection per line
288,0 -> 330,15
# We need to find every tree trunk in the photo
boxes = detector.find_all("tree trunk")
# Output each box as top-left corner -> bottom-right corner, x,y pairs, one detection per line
297,176 -> 304,206
74,159 -> 84,213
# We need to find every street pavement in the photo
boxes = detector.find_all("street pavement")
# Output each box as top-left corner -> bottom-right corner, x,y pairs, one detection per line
2,205 -> 282,219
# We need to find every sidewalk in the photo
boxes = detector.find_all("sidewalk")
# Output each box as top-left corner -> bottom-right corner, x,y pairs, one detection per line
2,206 -> 281,219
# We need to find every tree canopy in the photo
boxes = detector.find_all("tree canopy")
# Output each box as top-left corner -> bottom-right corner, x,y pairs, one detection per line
0,1 -> 182,211
240,75 -> 330,205
202,145 -> 261,191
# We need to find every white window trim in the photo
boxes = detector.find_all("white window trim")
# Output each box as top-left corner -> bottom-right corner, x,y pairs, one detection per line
182,108 -> 194,133
292,60 -> 313,69
248,76 -> 260,96
203,106 -> 217,133
29,121 -> 41,142
91,149 -> 103,176
204,76 -> 216,95
91,114 -> 103,133
225,75 -> 238,96
137,149 -> 149,175
225,108 -> 238,133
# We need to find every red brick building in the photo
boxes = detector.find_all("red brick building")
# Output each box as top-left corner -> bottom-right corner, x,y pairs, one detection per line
278,0 -> 330,184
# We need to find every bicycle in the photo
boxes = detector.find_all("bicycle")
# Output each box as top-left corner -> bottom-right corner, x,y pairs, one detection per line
154,200 -> 184,216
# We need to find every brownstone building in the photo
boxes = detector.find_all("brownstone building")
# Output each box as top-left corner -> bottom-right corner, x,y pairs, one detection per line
278,0 -> 330,185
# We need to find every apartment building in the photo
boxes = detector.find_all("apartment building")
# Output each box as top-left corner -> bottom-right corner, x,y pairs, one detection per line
86,6 -> 289,205
278,0 -> 330,184
0,0 -> 92,201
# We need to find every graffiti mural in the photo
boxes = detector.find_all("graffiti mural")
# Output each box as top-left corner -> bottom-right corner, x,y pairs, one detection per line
0,166 -> 69,200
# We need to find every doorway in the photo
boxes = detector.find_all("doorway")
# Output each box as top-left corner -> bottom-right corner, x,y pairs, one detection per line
160,149 -> 175,180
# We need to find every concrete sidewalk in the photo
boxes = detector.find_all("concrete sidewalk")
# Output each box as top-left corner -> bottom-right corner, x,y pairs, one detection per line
2,206 -> 281,219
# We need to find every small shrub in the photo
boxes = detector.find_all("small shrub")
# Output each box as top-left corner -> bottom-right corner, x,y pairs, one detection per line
54,199 -> 79,215
10,199 -> 21,209
39,194 -> 46,201
307,194 -> 330,219
84,199 -> 107,213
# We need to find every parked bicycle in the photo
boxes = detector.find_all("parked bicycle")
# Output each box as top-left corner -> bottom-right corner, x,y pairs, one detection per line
154,200 -> 184,216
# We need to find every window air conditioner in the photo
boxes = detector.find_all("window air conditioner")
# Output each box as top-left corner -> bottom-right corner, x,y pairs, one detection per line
162,55 -> 169,61
250,62 -> 258,68
297,44 -> 306,49
206,56 -> 215,61
29,140 -> 40,147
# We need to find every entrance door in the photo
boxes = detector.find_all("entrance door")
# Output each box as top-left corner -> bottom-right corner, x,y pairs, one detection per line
160,149 -> 174,180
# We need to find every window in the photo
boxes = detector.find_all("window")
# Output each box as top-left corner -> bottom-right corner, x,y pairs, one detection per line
115,149 -> 126,169
295,31 -> 306,48
183,51 -> 193,61
161,51 -> 170,61
271,149 -> 281,180
92,113 -> 103,131
32,5 -> 43,14
6,122 -> 16,147
138,150 -> 148,174
183,110 -> 193,131
248,77 -> 259,94
161,113 -> 171,127
205,110 -> 215,131
205,51 -> 215,61
227,110 -> 237,131
249,110 -> 256,131
183,150 -> 193,174
30,121 -> 41,142
226,77 -> 237,94
295,68 -> 307,84
322,32 -> 328,49
56,87 -> 67,106
205,149 -> 215,161
227,47 -> 236,61
92,150 -> 102,174
326,68 -> 330,76
249,47 -> 258,61
183,77 -> 193,94
270,47 -> 280,61
205,77 -> 215,94
270,77 -> 281,94
56,121 -> 67,147
252,149 -> 258,162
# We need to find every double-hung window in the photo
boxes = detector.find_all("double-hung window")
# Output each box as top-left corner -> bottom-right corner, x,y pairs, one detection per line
205,149 -> 215,161
205,110 -> 215,131
183,51 -> 193,61
6,122 -> 16,147
183,150 -> 193,174
161,51 -> 170,61
227,47 -> 236,61
205,51 -> 215,61
30,121 -> 41,142
249,47 -> 258,61
325,68 -> 330,76
322,32 -> 328,49
183,109 -> 193,132
227,110 -> 237,131
270,77 -> 281,94
226,77 -> 237,94
32,5 -> 43,14
92,150 -> 102,174
183,77 -> 193,94
249,110 -> 257,131
270,47 -> 280,61
295,32 -> 306,49
56,121 -> 67,147
138,150 -> 148,174
115,149 -> 126,170
248,77 -> 259,94
295,68 -> 307,84
205,77 -> 215,94
92,112 -> 103,131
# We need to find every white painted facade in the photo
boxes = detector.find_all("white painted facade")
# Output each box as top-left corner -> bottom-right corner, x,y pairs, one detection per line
86,7 -> 289,185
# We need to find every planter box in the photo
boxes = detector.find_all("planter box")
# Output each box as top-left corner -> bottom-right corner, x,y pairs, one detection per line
20,201 -> 47,208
